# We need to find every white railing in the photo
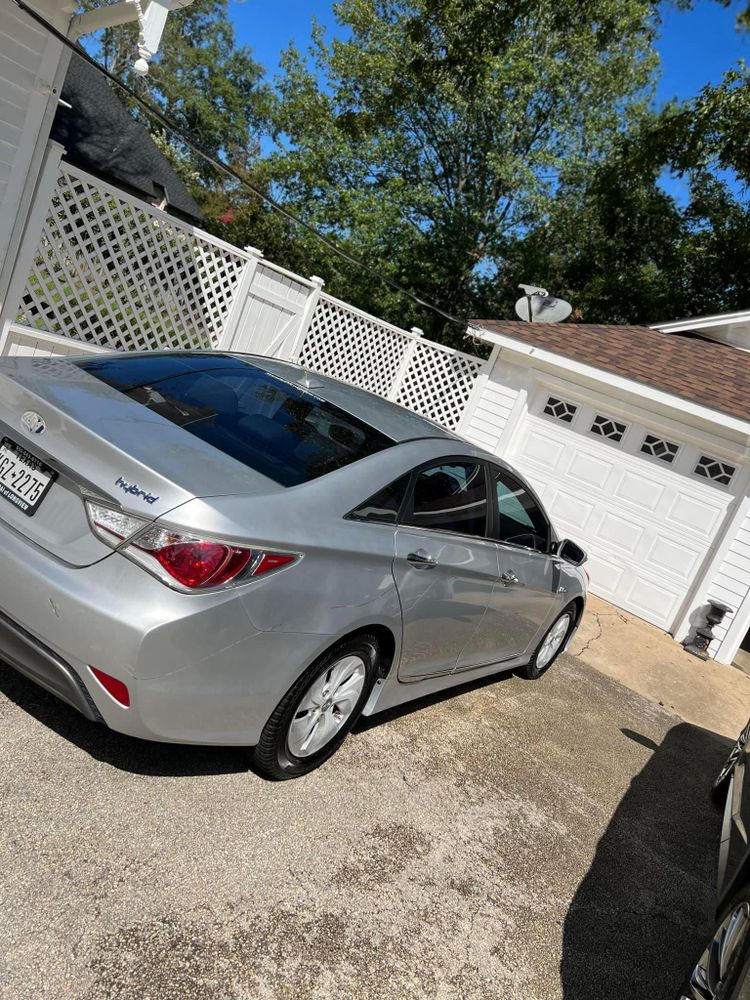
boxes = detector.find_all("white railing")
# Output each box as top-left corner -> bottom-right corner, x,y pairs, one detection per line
3,323 -> 108,358
6,150 -> 488,431
299,293 -> 484,429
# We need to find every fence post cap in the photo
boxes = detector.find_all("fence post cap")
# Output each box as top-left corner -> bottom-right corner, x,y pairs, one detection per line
244,246 -> 265,258
410,326 -> 424,337
309,275 -> 326,288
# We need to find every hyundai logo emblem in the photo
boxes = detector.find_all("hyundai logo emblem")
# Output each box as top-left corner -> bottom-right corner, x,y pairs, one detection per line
21,410 -> 46,435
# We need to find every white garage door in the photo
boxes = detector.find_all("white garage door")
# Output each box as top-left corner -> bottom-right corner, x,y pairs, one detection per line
509,388 -> 739,630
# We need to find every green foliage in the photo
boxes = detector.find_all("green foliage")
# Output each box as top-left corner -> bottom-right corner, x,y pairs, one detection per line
260,0 -> 658,344
89,0 -> 269,165
505,65 -> 750,324
81,0 -> 750,341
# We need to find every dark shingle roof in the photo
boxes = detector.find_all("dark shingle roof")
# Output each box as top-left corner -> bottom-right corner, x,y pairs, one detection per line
471,319 -> 750,425
51,52 -> 203,224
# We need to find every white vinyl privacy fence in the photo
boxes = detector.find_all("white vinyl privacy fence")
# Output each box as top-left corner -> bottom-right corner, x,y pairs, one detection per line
0,146 -> 486,431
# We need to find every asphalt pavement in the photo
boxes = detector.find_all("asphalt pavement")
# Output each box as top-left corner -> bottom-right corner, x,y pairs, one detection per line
0,651 -> 732,999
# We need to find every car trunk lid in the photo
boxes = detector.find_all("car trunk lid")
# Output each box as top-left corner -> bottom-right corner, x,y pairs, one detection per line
0,358 -> 282,566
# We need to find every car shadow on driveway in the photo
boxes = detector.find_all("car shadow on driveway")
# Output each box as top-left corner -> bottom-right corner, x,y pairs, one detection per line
0,659 -> 516,778
561,721 -> 732,1000
0,667 -> 251,777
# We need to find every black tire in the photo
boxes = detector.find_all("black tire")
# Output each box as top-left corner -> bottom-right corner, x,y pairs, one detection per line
252,633 -> 380,781
520,602 -> 577,681
676,884 -> 750,999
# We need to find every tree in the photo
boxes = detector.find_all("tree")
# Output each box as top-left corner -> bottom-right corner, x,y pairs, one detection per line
262,0 -> 659,345
87,0 -> 268,169
504,65 -> 750,324
80,0 -> 299,254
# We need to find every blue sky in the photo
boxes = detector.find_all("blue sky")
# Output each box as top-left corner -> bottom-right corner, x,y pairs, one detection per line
232,0 -> 749,106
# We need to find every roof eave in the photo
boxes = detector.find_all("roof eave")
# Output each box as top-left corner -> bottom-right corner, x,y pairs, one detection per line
469,324 -> 750,439
651,310 -> 750,334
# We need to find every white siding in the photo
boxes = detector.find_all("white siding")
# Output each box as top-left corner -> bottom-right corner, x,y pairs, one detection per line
708,512 -> 750,654
463,379 -> 521,451
0,0 -> 66,307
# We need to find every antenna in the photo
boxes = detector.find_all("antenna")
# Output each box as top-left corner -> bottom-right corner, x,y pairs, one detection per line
515,284 -> 572,323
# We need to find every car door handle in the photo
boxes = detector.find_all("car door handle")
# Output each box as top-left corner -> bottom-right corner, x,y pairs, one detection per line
500,571 -> 519,585
406,549 -> 437,569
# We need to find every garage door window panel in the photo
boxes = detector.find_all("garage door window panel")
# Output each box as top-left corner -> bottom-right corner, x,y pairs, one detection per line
403,462 -> 489,538
694,455 -> 736,487
640,434 -> 679,465
543,396 -> 578,424
590,414 -> 628,443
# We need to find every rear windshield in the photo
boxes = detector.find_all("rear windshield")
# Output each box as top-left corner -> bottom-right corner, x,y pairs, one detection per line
76,354 -> 394,487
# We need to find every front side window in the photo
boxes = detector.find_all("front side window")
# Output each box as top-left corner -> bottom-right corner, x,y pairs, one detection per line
492,468 -> 549,551
404,461 -> 488,538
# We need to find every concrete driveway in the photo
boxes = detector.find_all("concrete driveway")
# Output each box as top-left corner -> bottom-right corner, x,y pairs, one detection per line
0,646 -> 735,1000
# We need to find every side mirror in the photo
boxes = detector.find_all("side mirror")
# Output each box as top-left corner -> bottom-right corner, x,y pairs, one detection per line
557,539 -> 587,567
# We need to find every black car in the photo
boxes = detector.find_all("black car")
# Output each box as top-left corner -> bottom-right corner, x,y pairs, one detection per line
679,719 -> 750,999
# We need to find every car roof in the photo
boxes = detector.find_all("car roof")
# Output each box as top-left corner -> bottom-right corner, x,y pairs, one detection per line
80,350 -> 460,445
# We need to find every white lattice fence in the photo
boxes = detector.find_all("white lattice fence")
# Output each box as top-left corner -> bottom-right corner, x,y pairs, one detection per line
394,339 -> 484,429
9,156 -> 485,431
17,162 -> 249,351
300,293 -> 412,398
298,292 -> 484,429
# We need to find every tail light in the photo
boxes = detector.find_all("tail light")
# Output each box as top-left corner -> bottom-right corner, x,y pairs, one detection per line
85,501 -> 299,591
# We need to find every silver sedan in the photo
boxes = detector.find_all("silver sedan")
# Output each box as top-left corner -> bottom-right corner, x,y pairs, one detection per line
0,351 -> 587,778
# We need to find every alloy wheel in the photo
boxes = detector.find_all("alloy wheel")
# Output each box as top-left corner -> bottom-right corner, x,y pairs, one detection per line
286,654 -> 367,758
537,613 -> 572,670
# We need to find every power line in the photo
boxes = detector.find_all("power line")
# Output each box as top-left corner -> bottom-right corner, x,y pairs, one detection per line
12,0 -> 468,330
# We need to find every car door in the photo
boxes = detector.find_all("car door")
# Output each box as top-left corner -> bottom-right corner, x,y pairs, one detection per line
392,458 -> 500,679
454,465 -> 559,670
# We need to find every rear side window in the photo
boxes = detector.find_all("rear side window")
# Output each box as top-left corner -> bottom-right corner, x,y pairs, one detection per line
348,475 -> 410,524
78,356 -> 394,487
403,461 -> 488,538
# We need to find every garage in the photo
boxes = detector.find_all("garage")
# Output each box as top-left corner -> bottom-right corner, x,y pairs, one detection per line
461,315 -> 750,655
509,386 -> 737,630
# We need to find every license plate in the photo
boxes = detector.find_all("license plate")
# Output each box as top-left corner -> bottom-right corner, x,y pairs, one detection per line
0,437 -> 56,516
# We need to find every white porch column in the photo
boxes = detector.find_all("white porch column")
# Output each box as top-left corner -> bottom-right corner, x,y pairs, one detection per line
0,0 -> 72,314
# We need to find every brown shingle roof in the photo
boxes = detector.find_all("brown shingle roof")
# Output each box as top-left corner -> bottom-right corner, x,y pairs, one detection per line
471,320 -> 750,425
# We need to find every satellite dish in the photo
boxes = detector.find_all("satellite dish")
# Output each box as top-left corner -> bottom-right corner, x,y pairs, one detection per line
515,283 -> 572,323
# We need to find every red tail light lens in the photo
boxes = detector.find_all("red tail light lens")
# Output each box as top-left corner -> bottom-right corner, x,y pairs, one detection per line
155,541 -> 253,589
84,501 -> 300,591
89,666 -> 130,707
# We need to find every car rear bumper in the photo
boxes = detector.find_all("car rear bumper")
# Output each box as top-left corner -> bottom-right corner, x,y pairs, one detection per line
0,607 -> 103,723
0,518 -> 334,747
